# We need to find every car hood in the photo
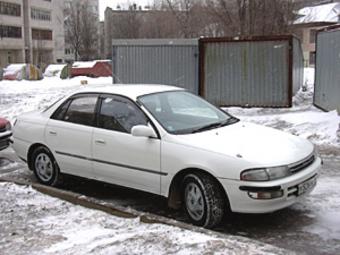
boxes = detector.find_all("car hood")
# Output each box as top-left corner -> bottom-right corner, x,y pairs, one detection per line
174,121 -> 314,167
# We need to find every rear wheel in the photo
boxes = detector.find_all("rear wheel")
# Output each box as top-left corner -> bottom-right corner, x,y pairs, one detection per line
182,172 -> 225,228
31,146 -> 61,186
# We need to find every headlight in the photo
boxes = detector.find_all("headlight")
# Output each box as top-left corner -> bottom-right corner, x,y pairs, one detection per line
241,166 -> 290,181
5,122 -> 12,131
240,169 -> 269,181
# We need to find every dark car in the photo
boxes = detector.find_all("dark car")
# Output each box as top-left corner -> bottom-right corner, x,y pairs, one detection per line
0,118 -> 12,151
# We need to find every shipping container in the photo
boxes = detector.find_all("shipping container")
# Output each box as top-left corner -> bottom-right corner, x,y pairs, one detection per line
315,26 -> 340,112
199,35 -> 303,107
112,39 -> 199,94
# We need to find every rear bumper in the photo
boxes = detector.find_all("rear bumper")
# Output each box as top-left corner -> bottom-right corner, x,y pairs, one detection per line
0,131 -> 12,151
219,157 -> 321,213
11,136 -> 30,161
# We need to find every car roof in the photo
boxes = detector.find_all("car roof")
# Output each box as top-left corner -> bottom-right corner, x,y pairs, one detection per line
76,84 -> 184,100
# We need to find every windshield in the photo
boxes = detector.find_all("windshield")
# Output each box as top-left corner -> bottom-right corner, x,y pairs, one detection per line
138,91 -> 238,134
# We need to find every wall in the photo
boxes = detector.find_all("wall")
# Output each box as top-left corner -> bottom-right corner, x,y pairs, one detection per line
315,28 -> 340,112
112,39 -> 199,94
200,37 -> 292,107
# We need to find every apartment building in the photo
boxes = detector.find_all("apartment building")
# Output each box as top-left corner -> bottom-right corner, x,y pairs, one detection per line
0,0 -> 65,69
0,0 -> 24,68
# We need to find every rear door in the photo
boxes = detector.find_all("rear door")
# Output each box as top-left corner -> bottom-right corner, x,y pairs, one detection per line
92,94 -> 162,194
45,94 -> 99,178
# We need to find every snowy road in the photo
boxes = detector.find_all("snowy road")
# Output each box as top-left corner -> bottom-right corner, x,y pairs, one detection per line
1,72 -> 340,254
0,180 -> 288,255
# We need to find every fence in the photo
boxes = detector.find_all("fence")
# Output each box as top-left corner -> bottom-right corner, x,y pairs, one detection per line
314,26 -> 340,112
112,39 -> 199,94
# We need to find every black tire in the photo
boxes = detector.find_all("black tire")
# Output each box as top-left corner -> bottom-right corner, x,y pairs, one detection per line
182,172 -> 225,228
31,146 -> 61,186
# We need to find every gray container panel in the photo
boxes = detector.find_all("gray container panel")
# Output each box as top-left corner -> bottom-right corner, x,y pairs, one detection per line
292,37 -> 304,94
113,44 -> 198,94
203,40 -> 289,107
315,30 -> 340,112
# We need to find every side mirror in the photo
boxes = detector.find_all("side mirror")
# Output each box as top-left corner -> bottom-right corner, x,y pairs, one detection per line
131,125 -> 157,138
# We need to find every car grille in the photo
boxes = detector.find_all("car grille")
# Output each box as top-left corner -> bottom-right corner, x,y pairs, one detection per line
289,154 -> 315,174
0,127 -> 6,132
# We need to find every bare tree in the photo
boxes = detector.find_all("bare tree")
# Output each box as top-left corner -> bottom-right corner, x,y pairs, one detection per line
79,2 -> 99,60
164,0 -> 209,38
206,0 -> 295,37
65,0 -> 98,61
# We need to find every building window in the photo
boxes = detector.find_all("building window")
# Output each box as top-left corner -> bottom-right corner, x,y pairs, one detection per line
0,25 -> 22,38
309,51 -> 316,66
309,29 -> 317,44
0,1 -> 21,16
31,8 -> 51,21
32,29 -> 52,40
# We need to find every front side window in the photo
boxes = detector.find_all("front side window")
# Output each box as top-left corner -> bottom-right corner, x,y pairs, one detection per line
97,95 -> 148,133
138,91 -> 238,134
52,95 -> 98,126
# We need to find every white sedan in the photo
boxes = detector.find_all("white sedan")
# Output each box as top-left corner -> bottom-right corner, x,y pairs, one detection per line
12,85 -> 321,228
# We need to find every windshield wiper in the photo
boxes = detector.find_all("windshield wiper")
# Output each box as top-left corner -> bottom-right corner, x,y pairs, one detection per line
191,117 -> 239,133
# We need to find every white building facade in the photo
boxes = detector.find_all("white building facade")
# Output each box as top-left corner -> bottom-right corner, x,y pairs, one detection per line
0,0 -> 65,69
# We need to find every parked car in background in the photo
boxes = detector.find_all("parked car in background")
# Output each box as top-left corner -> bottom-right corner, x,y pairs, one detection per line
3,64 -> 42,81
12,85 -> 321,228
0,118 -> 12,151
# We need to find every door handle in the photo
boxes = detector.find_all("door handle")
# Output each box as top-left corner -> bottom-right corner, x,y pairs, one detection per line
49,131 -> 57,136
95,139 -> 106,145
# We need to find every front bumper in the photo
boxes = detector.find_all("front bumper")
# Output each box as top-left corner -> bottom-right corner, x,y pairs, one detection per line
219,157 -> 321,213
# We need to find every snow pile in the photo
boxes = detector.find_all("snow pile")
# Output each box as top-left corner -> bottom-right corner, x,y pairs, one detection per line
0,182 -> 287,255
72,60 -> 111,68
44,64 -> 67,77
294,3 -> 340,24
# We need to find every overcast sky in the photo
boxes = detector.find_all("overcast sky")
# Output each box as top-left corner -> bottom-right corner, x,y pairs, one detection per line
99,0 -> 152,20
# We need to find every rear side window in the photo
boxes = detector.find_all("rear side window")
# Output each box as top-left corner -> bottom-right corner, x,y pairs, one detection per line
52,95 -> 98,126
98,96 -> 148,133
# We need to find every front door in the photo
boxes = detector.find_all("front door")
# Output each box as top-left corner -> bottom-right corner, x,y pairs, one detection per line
92,94 -> 161,194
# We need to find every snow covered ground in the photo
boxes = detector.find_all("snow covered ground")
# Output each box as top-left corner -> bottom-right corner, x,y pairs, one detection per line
0,69 -> 339,254
0,76 -> 112,123
0,182 -> 287,255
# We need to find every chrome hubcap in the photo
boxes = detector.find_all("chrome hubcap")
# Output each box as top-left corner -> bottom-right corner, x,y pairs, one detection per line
35,153 -> 53,182
185,182 -> 204,221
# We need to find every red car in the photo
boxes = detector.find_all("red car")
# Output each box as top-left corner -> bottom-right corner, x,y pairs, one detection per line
0,118 -> 12,151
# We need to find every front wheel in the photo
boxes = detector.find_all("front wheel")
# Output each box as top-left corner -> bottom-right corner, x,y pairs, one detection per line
31,146 -> 61,186
182,172 -> 225,228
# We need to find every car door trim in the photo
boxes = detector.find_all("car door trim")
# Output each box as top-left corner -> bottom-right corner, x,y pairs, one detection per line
55,150 -> 167,176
